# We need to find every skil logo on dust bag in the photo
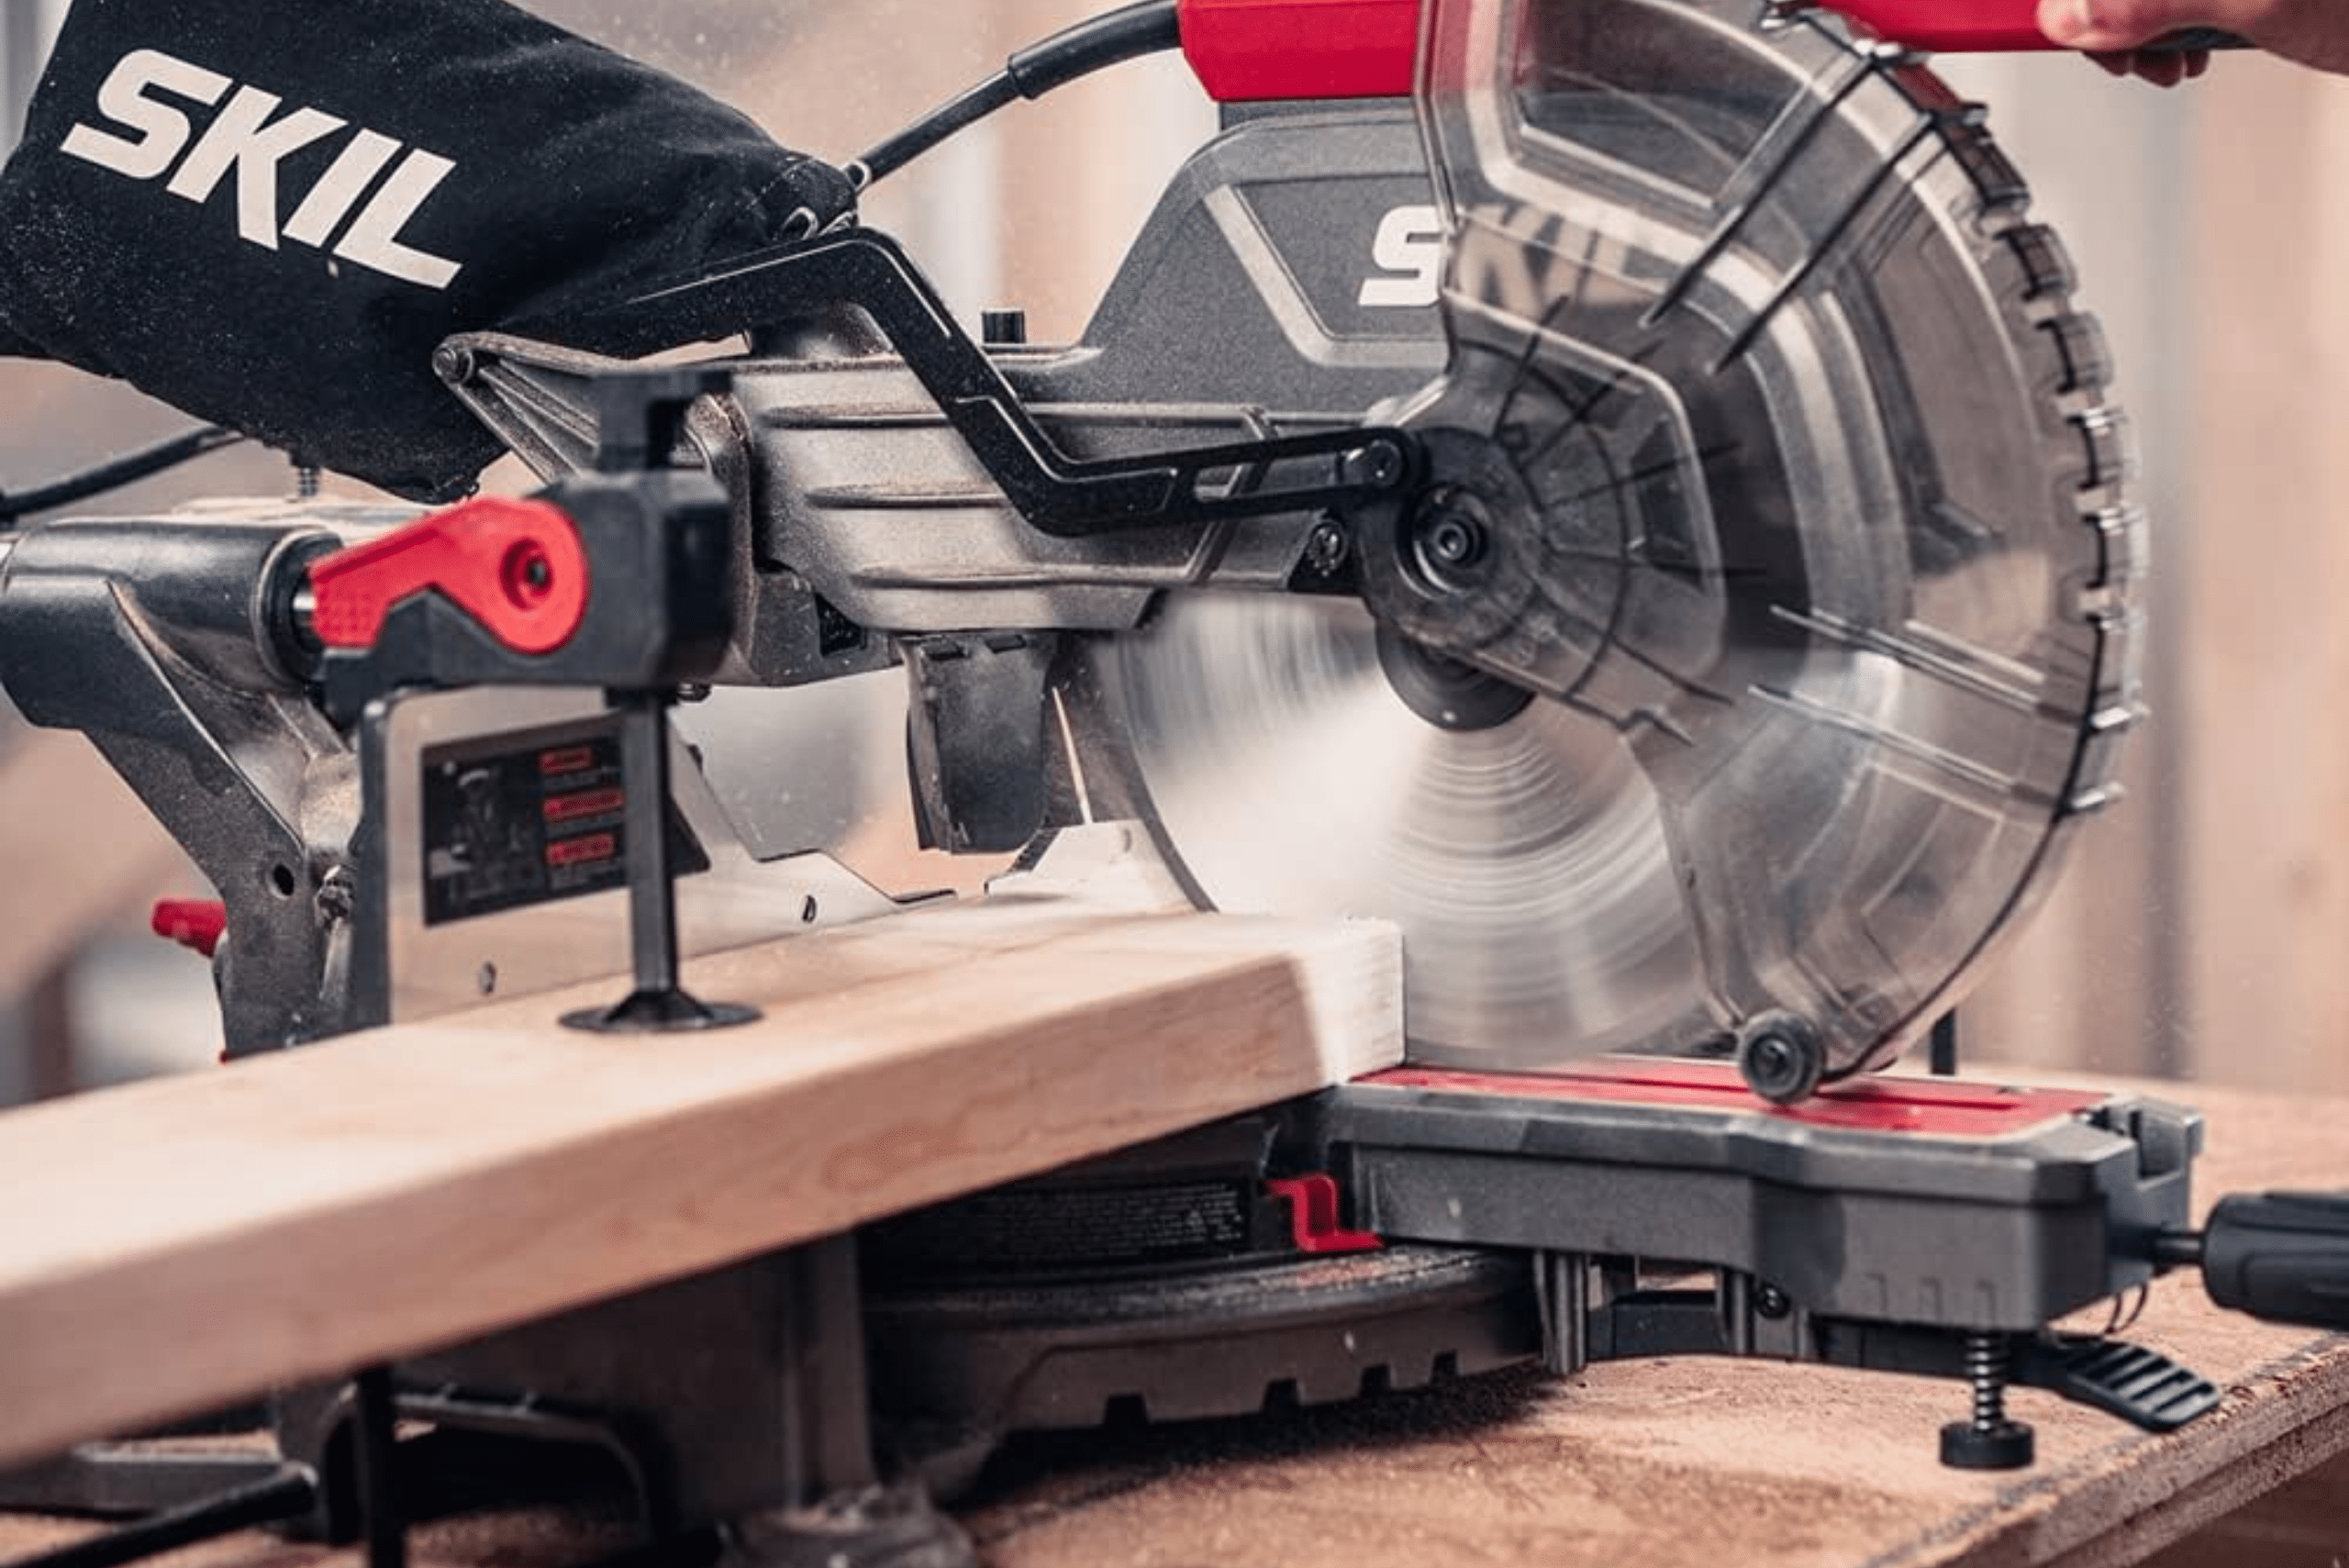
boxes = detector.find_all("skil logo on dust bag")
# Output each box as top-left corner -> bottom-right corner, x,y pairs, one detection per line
59,48 -> 462,289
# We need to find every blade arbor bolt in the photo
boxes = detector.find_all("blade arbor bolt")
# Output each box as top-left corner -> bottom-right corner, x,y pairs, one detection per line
1423,513 -> 1484,568
1409,486 -> 1492,587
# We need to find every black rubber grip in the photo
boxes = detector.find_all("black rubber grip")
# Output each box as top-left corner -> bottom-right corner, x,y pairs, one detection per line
2202,1192 -> 2349,1330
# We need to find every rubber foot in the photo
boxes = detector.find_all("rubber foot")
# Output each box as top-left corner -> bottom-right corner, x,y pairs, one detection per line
562,988 -> 762,1034
1940,1418 -> 2034,1470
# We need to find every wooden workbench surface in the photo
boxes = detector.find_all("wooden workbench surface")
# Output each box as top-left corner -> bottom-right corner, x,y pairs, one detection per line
4,1073 -> 2344,1568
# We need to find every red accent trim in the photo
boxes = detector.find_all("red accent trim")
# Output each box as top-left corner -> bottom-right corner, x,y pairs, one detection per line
1266,1173 -> 1384,1253
1178,0 -> 1418,101
1826,0 -> 2054,50
1357,1060 -> 2110,1138
150,898 -> 227,960
1174,0 -> 2071,106
308,497 -> 590,657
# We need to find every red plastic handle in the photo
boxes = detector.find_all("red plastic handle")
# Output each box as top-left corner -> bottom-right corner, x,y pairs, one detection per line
307,495 -> 590,657
1176,0 -> 2093,103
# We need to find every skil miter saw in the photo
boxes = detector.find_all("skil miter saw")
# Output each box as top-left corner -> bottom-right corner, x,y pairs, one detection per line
7,0 -> 2349,1561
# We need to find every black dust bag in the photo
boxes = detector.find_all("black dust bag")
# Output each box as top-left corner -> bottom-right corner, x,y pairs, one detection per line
0,0 -> 855,499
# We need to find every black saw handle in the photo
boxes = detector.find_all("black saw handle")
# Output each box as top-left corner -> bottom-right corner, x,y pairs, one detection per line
2163,1192 -> 2349,1330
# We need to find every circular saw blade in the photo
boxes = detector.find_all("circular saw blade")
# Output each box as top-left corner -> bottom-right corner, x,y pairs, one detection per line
1084,0 -> 2140,1078
1099,594 -> 1710,1059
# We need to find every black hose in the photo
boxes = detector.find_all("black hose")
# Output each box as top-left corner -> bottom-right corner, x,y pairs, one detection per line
0,1466 -> 316,1568
855,0 -> 1181,188
1004,0 -> 1182,97
0,424 -> 248,523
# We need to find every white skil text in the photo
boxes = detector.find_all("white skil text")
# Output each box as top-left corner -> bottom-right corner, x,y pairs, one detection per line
59,47 -> 463,290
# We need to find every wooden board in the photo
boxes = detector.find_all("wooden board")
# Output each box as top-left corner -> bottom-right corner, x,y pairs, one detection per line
0,1074 -> 2344,1567
0,896 -> 1401,1473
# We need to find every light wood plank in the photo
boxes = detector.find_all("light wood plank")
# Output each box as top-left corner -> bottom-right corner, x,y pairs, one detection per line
0,901 -> 1400,1472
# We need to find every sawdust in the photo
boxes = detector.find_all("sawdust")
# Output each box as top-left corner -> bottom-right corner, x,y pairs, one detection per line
963,1367 -> 1942,1568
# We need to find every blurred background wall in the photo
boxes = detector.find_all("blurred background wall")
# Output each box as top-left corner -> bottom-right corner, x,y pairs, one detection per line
0,1 -> 2336,1098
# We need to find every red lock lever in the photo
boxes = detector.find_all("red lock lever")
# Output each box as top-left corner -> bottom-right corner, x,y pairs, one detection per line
306,495 -> 591,657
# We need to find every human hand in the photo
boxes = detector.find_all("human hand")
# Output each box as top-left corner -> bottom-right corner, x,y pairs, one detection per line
2037,0 -> 2349,80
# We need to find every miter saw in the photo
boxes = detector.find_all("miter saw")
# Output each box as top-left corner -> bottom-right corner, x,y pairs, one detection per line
5,0 -> 2349,1564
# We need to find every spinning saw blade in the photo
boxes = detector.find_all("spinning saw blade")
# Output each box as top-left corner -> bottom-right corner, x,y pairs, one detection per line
1090,0 -> 2139,1084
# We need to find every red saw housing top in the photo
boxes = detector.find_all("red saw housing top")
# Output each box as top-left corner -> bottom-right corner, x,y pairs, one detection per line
1175,0 -> 2065,101
1360,1060 -> 2112,1138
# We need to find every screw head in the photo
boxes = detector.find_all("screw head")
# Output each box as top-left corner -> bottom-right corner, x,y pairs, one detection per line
431,344 -> 476,386
1346,439 -> 1406,489
1736,1011 -> 1826,1105
1305,521 -> 1350,575
314,866 -> 356,927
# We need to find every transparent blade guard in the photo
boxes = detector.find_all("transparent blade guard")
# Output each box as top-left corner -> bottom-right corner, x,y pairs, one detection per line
1109,0 -> 2141,1079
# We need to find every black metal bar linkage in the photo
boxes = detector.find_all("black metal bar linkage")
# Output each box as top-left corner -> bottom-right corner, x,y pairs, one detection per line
521,229 -> 1418,538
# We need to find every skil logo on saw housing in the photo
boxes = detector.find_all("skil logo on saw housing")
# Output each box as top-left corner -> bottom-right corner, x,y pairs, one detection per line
57,48 -> 463,290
